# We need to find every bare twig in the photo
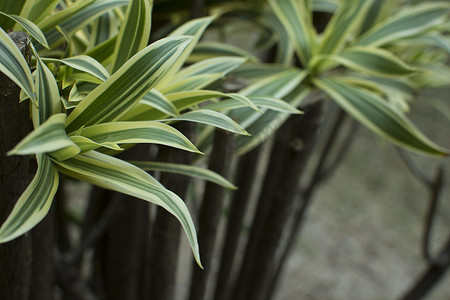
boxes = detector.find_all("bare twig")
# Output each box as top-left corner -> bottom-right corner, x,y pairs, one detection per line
264,106 -> 357,300
396,149 -> 446,264
422,168 -> 444,264
401,234 -> 450,300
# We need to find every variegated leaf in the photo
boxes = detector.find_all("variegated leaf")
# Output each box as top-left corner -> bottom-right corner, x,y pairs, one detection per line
53,150 -> 202,267
269,0 -> 315,66
0,27 -> 35,101
111,0 -> 153,72
355,2 -> 450,47
0,154 -> 59,243
165,109 -> 250,135
65,36 -> 192,133
0,12 -> 49,48
129,161 -> 237,189
315,77 -> 449,156
8,113 -> 78,156
77,121 -> 201,153
44,55 -> 110,82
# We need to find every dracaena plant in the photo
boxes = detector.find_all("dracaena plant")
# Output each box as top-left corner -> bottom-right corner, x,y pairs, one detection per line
0,0 -> 300,266
180,0 -> 450,156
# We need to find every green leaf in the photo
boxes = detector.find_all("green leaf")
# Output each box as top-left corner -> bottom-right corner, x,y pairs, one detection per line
175,56 -> 247,81
140,89 -> 179,117
0,154 -> 59,243
263,13 -> 295,65
120,89 -> 180,122
68,135 -> 122,153
8,113 -> 79,156
111,0 -> 153,72
0,12 -> 49,48
231,69 -> 307,130
27,0 -> 61,24
53,150 -> 202,267
65,36 -> 193,133
330,46 -> 417,77
188,41 -> 259,62
203,95 -> 302,114
84,35 -> 117,66
32,45 -> 61,123
42,0 -> 128,48
359,0 -> 391,35
314,77 -> 449,156
165,109 -> 250,136
355,2 -> 450,47
240,69 -> 307,98
269,0 -> 315,66
129,161 -> 237,189
0,0 -> 32,29
77,121 -> 201,153
0,27 -> 35,101
154,16 -> 215,89
160,73 -> 224,94
317,0 -> 371,55
235,85 -> 310,155
44,55 -> 110,82
313,0 -> 339,13
87,10 -> 118,49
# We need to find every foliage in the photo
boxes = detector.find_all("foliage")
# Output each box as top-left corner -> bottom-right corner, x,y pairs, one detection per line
166,0 -> 449,156
0,0 -> 449,281
0,0 -> 299,266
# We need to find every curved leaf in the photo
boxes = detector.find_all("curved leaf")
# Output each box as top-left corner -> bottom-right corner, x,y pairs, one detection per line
0,27 -> 35,101
111,0 -> 153,72
235,85 -> 310,155
331,46 -> 417,78
52,150 -> 202,267
317,0 -> 371,55
166,109 -> 249,135
355,2 -> 450,47
65,36 -> 193,133
44,55 -> 110,82
129,161 -> 237,189
315,77 -> 449,156
8,113 -> 78,156
42,0 -> 128,47
175,56 -> 247,80
78,121 -> 201,153
154,16 -> 215,89
140,89 -> 179,116
0,154 -> 58,243
203,95 -> 302,114
269,0 -> 315,66
0,12 -> 49,48
32,45 -> 61,123
160,73 -> 224,94
188,41 -> 259,62
27,0 -> 61,24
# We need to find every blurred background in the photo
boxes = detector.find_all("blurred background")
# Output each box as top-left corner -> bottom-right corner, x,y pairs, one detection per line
276,87 -> 450,300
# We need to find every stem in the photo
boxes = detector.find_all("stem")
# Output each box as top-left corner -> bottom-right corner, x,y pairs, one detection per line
401,235 -> 450,300
188,129 -> 235,300
213,146 -> 262,300
230,113 -> 292,300
242,101 -> 323,300
264,105 -> 356,300
147,122 -> 195,300
422,168 -> 444,264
